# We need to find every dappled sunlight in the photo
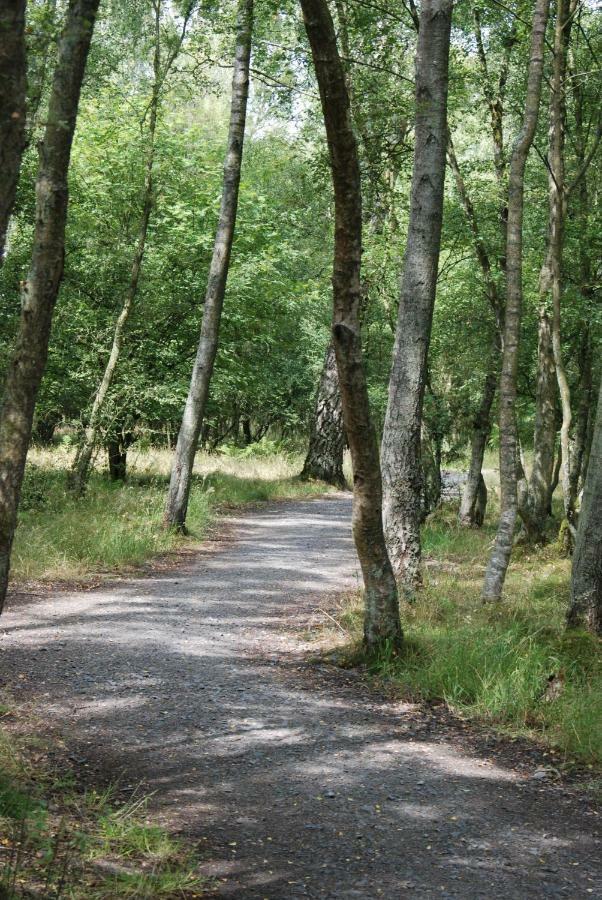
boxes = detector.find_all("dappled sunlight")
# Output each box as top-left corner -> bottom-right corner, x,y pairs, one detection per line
2,495 -> 599,898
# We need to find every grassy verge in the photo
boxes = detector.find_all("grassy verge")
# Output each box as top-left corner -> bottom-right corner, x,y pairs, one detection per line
329,503 -> 602,768
11,445 -> 334,585
0,713 -> 206,898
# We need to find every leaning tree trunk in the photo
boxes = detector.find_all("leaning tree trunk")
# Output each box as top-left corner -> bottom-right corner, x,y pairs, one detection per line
380,0 -> 453,587
164,0 -> 253,530
567,373 -> 602,634
482,0 -> 550,602
69,0 -> 190,494
0,0 -> 100,614
300,0 -> 401,650
519,308 -> 557,541
0,0 -> 27,264
301,342 -> 346,488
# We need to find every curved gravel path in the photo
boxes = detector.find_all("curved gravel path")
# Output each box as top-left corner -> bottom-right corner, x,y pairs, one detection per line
1,494 -> 600,898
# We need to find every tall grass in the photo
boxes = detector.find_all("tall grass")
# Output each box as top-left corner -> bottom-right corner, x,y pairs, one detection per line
335,504 -> 602,766
12,444 -> 333,585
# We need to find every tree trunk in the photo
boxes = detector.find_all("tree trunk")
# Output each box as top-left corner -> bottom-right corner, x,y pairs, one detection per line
459,367 -> 496,527
520,308 -> 557,540
572,329 -> 592,497
545,0 -> 575,551
482,0 -> 550,602
301,342 -> 346,488
164,0 -> 253,529
107,428 -> 134,481
0,0 -> 100,614
0,0 -> 27,263
300,0 -> 401,650
242,416 -> 252,445
380,0 -> 453,588
567,373 -> 602,634
69,0 -> 185,494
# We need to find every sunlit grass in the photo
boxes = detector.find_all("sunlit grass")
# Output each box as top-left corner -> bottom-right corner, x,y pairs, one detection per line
331,501 -> 602,766
12,445 -> 334,584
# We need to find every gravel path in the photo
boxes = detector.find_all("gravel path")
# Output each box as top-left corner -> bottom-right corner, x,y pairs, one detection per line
1,494 -> 600,898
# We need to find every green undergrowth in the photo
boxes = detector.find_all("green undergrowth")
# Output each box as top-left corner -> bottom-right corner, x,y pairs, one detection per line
332,503 -> 602,767
0,722 -> 206,898
11,450 -> 332,584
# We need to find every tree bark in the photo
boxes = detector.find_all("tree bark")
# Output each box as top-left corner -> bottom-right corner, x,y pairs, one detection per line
544,0 -> 576,550
459,367 -> 496,527
70,0 -> 190,494
520,308 -> 557,540
0,0 -> 100,614
0,0 -> 27,264
380,0 -> 453,587
301,342 -> 346,488
300,0 -> 401,650
482,0 -> 550,602
164,0 -> 253,529
567,373 -> 602,634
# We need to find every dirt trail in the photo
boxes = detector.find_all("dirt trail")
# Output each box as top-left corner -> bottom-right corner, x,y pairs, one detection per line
1,495 -> 600,898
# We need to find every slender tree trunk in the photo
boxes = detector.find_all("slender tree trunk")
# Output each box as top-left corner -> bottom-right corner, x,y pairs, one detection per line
300,0 -> 401,650
459,367 -> 496,527
70,0 -> 186,494
520,308 -> 557,540
164,0 -> 253,529
572,329 -> 592,497
0,0 -> 27,264
0,0 -> 100,614
380,0 -> 453,587
544,0 -> 575,549
567,373 -> 602,634
482,0 -> 550,601
301,342 -> 345,488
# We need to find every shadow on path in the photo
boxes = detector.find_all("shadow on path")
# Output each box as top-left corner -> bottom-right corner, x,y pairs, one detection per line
1,496 -> 600,898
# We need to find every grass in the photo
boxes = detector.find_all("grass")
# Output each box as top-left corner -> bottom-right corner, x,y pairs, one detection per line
11,443 -> 334,584
330,502 -> 602,767
0,722 -> 206,898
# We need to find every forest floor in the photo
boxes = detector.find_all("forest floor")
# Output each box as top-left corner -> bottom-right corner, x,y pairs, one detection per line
1,494 -> 600,898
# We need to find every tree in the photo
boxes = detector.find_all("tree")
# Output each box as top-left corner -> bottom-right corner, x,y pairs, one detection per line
0,0 -> 100,613
0,0 -> 27,264
380,0 -> 453,586
482,0 -> 551,602
69,0 -> 193,494
164,0 -> 253,530
567,372 -> 602,634
300,342 -> 345,488
300,0 -> 401,650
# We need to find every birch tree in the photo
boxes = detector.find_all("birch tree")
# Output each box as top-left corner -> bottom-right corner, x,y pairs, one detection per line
0,0 -> 100,613
301,342 -> 346,488
567,373 -> 602,634
482,0 -> 551,602
380,0 -> 453,586
164,0 -> 253,529
300,0 -> 401,650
